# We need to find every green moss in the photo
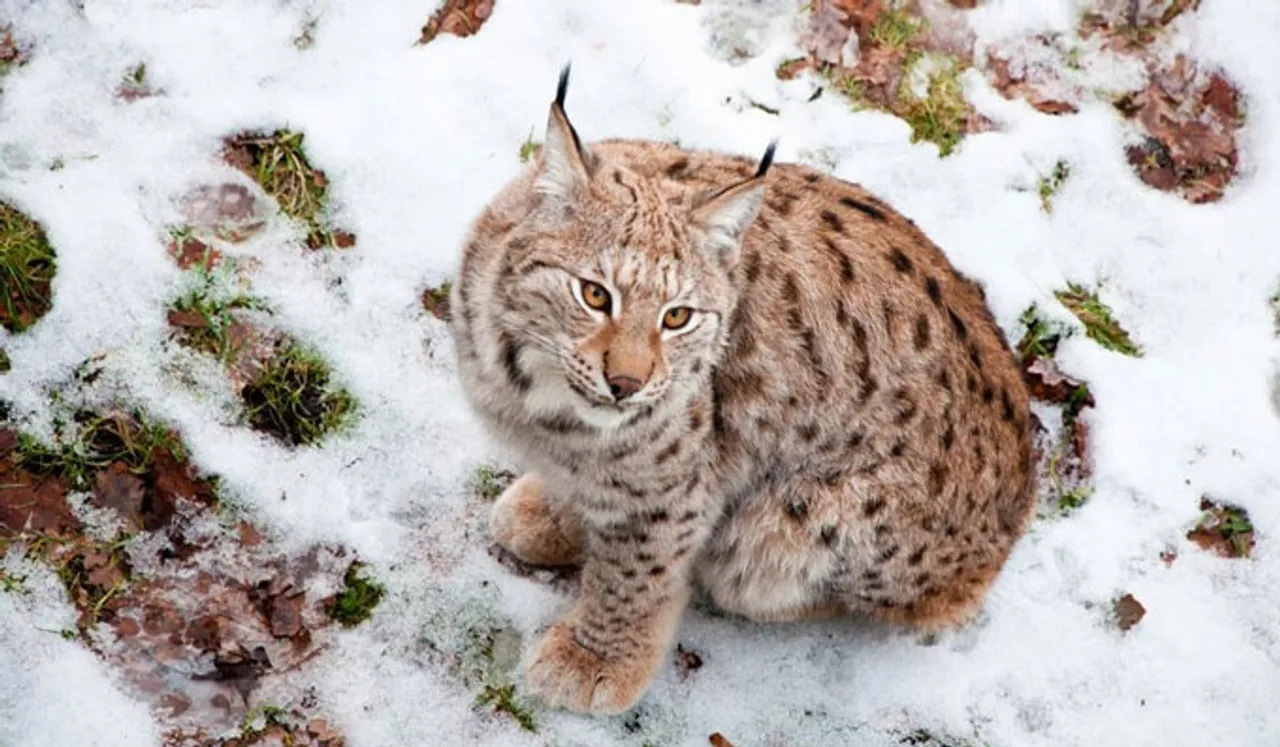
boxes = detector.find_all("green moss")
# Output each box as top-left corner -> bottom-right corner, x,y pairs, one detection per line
0,200 -> 57,333
1054,283 -> 1142,357
241,341 -> 355,446
1038,160 -> 1071,212
328,562 -> 385,627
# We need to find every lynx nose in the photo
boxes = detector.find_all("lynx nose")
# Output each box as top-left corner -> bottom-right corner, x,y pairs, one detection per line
607,375 -> 643,401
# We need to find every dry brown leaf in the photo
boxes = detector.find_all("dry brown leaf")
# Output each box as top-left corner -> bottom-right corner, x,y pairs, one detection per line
1114,593 -> 1146,632
92,461 -> 147,533
420,0 -> 495,44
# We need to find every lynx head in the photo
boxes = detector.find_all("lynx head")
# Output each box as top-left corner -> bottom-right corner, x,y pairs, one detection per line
494,66 -> 774,428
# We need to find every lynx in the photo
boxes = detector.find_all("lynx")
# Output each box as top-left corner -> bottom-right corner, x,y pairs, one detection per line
448,67 -> 1035,715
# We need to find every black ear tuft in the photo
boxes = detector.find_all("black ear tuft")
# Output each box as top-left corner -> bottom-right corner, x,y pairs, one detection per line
555,63 -> 572,110
754,140 -> 778,178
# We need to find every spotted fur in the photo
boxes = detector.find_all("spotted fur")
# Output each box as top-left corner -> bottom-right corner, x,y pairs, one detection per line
449,68 -> 1035,716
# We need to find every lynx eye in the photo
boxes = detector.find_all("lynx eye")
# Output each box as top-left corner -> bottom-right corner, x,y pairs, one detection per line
580,280 -> 612,313
662,306 -> 693,330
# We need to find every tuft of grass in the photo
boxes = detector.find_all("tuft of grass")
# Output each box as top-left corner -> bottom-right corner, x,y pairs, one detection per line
1188,498 -> 1255,559
475,683 -> 537,732
518,130 -> 540,163
241,341 -> 355,446
1038,160 -> 1071,212
1054,283 -> 1142,357
0,569 -> 28,595
895,59 -> 970,157
422,281 -> 452,321
16,410 -> 185,489
1016,305 -> 1070,363
0,348 -> 9,373
328,562 -> 385,627
223,130 -> 340,249
0,200 -> 57,333
869,7 -> 926,49
169,259 -> 267,363
474,465 -> 515,501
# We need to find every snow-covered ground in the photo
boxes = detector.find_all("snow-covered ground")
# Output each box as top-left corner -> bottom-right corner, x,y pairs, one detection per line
2,0 -> 1279,745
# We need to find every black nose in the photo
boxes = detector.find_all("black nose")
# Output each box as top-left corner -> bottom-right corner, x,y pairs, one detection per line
607,375 -> 643,401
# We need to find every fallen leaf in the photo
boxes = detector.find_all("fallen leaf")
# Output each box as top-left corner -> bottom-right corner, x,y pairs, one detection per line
92,461 -> 147,533
709,734 -> 737,747
1113,593 -> 1146,632
675,643 -> 704,679
420,0 -> 495,44
1024,357 -> 1095,408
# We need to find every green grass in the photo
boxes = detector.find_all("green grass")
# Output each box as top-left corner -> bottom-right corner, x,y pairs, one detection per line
0,200 -> 57,333
328,562 -> 386,627
868,6 -> 925,49
16,411 -> 185,489
474,465 -> 515,501
169,256 -> 268,363
1054,283 -> 1142,357
0,569 -> 28,595
518,130 -> 540,163
1038,160 -> 1071,212
1016,305 -> 1071,362
475,683 -> 537,732
895,59 -> 970,158
420,591 -> 537,732
241,341 -> 355,446
224,129 -> 340,249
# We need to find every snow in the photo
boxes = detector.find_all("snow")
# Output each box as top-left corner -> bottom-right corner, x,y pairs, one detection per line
1,0 -> 1279,745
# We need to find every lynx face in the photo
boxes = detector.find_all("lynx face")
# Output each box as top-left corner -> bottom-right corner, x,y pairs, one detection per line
499,173 -> 741,427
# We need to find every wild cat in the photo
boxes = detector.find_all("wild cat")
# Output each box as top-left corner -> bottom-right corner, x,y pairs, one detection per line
448,67 -> 1035,715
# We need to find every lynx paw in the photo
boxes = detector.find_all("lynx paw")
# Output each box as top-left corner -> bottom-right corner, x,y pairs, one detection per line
490,473 -> 583,566
523,622 -> 657,715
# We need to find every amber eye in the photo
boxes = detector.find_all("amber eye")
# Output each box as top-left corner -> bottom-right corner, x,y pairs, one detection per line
662,306 -> 693,330
580,280 -> 612,313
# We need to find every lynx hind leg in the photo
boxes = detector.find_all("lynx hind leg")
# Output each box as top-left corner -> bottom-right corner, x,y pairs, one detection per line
696,477 -> 850,623
489,473 -> 584,566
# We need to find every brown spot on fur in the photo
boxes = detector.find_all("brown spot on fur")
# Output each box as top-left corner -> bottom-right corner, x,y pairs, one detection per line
785,499 -> 808,521
907,546 -> 927,566
925,276 -> 942,305
823,237 -> 856,283
821,210 -> 845,234
839,195 -> 887,221
797,423 -> 819,442
820,525 -> 839,545
948,308 -> 968,340
863,497 -> 886,517
914,314 -> 931,351
665,158 -> 690,178
889,248 -> 914,274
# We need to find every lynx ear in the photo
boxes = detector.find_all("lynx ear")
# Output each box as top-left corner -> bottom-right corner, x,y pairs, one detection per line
535,64 -> 592,203
691,141 -> 776,262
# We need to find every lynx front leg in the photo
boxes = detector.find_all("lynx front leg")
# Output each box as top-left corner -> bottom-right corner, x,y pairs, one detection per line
490,473 -> 584,566
523,511 -> 706,715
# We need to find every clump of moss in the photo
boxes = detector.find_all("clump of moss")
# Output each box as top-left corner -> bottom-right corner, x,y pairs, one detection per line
0,200 -> 57,333
328,562 -> 385,627
1054,283 -> 1142,357
1038,160 -> 1071,212
223,130 -> 351,249
241,341 -> 355,446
